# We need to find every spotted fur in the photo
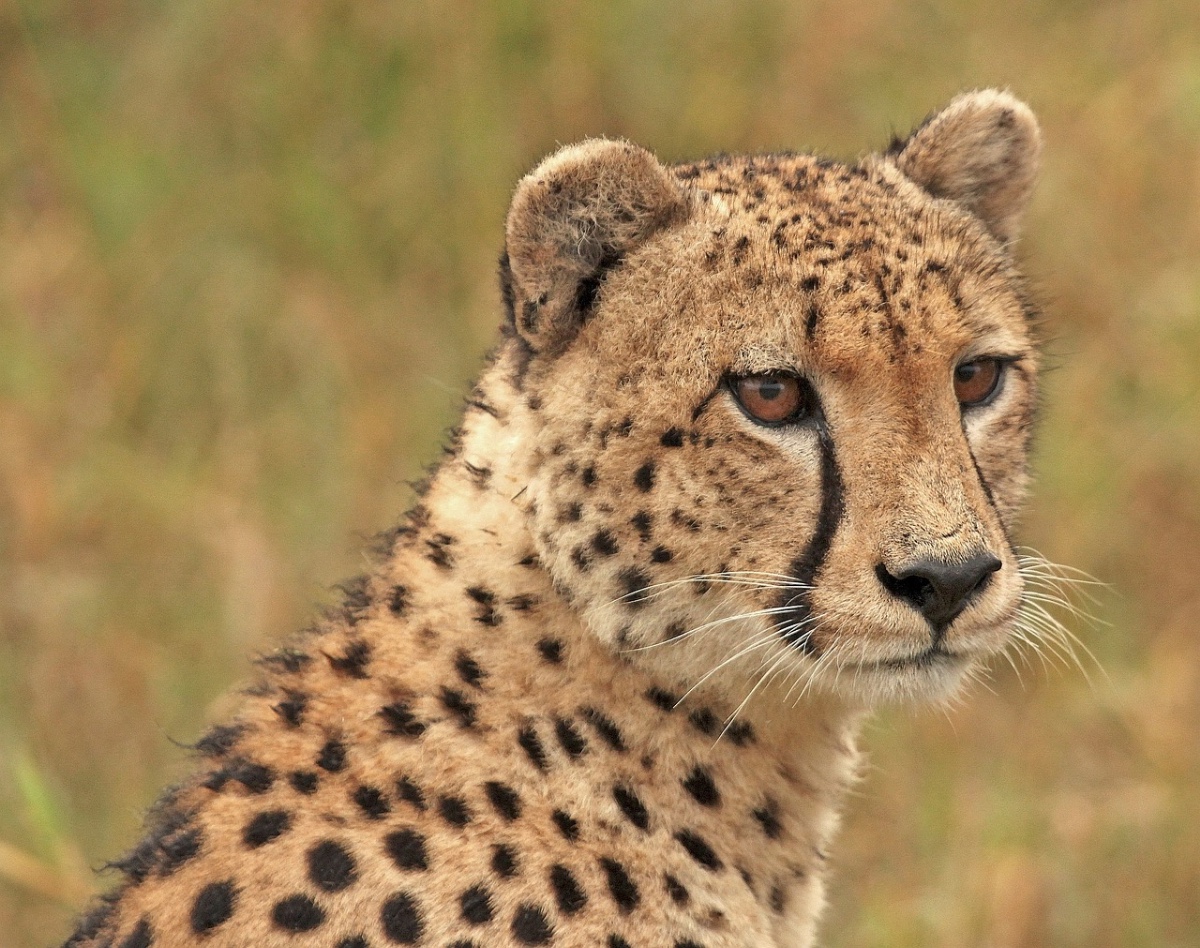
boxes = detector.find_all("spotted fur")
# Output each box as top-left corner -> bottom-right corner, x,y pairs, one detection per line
65,90 -> 1043,948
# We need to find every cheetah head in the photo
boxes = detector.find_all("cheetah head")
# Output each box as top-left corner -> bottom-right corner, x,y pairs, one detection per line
502,91 -> 1043,709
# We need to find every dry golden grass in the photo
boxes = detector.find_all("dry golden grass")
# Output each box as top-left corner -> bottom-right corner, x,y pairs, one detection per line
2,1 -> 1198,944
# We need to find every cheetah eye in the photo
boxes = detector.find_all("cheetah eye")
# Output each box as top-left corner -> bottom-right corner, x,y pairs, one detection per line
729,373 -> 813,426
954,357 -> 1005,407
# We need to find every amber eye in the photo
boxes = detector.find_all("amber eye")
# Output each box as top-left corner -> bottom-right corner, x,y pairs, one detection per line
731,373 -> 811,425
954,358 -> 1004,407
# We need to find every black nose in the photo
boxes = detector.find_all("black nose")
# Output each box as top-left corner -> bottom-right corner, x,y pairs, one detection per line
876,551 -> 1002,636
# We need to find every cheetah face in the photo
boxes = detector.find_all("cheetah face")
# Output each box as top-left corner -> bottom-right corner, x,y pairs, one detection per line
504,92 -> 1042,708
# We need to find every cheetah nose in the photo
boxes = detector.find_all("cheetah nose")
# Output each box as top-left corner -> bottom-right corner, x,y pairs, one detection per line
875,551 -> 1002,638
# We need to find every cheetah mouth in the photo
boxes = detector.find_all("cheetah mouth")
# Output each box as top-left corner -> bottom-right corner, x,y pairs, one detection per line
851,645 -> 968,672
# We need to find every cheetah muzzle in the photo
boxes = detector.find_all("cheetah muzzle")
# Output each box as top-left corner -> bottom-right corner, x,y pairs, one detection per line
67,89 -> 1046,948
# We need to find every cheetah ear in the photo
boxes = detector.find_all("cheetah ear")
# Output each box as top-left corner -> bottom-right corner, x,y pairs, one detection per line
502,139 -> 689,355
891,89 -> 1042,246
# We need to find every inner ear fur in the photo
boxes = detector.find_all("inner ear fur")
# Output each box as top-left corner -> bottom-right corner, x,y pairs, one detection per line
503,139 -> 689,355
891,89 -> 1042,246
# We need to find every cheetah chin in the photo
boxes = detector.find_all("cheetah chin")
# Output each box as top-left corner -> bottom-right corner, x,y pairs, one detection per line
68,90 -> 1047,948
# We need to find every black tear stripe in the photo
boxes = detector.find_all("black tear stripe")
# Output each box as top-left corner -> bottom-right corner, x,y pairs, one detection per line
778,432 -> 845,653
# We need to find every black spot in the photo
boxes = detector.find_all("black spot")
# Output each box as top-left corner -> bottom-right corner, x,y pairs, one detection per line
536,638 -> 563,664
273,894 -> 325,932
336,575 -> 372,624
550,865 -> 587,914
650,546 -> 673,563
753,801 -> 783,839
464,460 -> 492,487
592,530 -> 619,556
193,724 -> 244,758
327,640 -> 372,678
769,884 -> 787,913
388,584 -> 409,615
665,874 -> 690,905
396,776 -> 426,811
317,740 -> 347,772
337,938 -> 369,948
612,785 -> 649,831
676,831 -> 723,871
671,508 -> 702,532
688,708 -> 718,735
381,892 -> 425,944
273,691 -> 307,727
119,918 -> 153,948
385,829 -> 429,871
508,594 -> 538,611
554,717 -> 588,759
380,701 -> 426,738
727,721 -> 756,746
212,760 -> 273,794
491,843 -> 519,878
660,428 -> 684,447
581,707 -> 626,752
619,568 -> 651,607
581,466 -> 598,488
609,937 -> 632,948
630,511 -> 653,540
441,687 -> 478,728
425,533 -> 455,570
485,781 -> 522,821
552,809 -> 580,841
439,795 -> 472,827
599,857 -> 640,912
645,687 -> 677,711
354,785 -> 391,820
518,724 -> 549,771
158,827 -> 202,874
257,648 -> 311,674
243,810 -> 291,848
308,839 -> 358,891
190,880 -> 236,934
570,546 -> 592,572
460,884 -> 495,924
804,301 -> 821,337
466,585 -> 501,625
633,461 -> 656,491
290,770 -> 318,795
456,651 -> 486,689
682,767 -> 721,807
447,942 -> 476,948
512,905 -> 554,945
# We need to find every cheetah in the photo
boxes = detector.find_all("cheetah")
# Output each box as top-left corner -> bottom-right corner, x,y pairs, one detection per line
64,89 -> 1045,948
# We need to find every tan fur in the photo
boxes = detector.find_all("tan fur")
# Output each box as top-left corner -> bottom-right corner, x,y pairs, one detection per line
66,91 -> 1043,948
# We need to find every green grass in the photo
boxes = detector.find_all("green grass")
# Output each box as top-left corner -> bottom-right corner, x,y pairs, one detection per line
2,1 -> 1199,944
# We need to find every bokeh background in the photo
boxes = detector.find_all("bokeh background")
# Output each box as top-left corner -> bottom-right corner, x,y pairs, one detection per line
2,1 -> 1199,945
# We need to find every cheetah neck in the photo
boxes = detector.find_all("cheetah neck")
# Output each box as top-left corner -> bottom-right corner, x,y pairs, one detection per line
367,344 -> 864,945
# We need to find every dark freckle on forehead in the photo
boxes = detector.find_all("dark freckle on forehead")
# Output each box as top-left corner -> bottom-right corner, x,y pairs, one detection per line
634,461 -> 656,491
630,511 -> 652,540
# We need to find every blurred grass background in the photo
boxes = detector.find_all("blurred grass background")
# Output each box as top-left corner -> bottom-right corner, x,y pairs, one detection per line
1,0 -> 1198,944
